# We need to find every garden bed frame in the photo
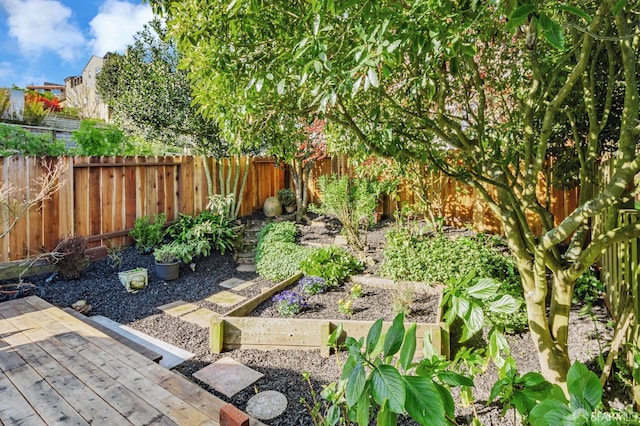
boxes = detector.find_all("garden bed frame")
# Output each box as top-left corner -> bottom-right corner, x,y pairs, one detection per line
210,273 -> 450,358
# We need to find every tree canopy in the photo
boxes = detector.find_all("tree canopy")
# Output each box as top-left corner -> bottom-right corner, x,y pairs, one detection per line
150,0 -> 640,387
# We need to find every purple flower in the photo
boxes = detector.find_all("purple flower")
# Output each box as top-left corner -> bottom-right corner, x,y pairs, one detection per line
298,276 -> 327,296
272,290 -> 308,316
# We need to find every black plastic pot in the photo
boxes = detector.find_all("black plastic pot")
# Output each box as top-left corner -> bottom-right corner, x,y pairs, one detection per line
155,261 -> 180,281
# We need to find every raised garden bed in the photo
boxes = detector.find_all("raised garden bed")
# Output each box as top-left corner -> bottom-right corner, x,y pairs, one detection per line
210,273 -> 449,358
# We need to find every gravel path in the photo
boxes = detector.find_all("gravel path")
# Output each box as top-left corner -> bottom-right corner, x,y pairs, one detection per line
20,216 -> 621,425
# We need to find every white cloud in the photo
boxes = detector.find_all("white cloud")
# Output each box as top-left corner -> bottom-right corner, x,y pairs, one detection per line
89,0 -> 153,56
0,0 -> 86,61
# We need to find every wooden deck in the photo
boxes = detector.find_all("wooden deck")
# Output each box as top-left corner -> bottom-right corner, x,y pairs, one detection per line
0,296 -> 260,425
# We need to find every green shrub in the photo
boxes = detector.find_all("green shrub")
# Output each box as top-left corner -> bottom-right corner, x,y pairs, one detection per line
382,229 -> 527,333
168,210 -> 238,256
255,221 -> 297,264
0,124 -> 67,156
573,267 -> 605,305
129,213 -> 167,253
310,175 -> 382,250
72,119 -> 130,155
256,241 -> 315,282
300,245 -> 364,287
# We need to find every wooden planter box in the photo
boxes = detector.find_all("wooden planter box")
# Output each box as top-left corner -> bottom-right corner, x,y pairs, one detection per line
210,274 -> 450,358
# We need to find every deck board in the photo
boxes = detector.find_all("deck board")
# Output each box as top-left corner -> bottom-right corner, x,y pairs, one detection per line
0,296 -> 262,426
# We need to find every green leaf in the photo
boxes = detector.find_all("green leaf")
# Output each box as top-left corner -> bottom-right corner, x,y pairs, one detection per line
387,39 -> 401,53
367,67 -> 379,88
327,322 -> 343,347
371,365 -> 405,413
466,278 -> 500,300
366,318 -> 383,354
403,376 -> 446,426
438,371 -> 474,387
489,294 -> 521,314
509,4 -> 536,26
461,304 -> 484,341
376,399 -> 398,426
567,361 -> 602,410
612,0 -> 627,15
276,79 -> 285,95
399,323 -> 416,371
538,14 -> 565,49
422,331 -> 437,358
351,76 -> 363,97
529,399 -> 572,426
383,312 -> 405,357
326,404 -> 340,426
255,78 -> 264,92
557,5 -> 591,21
434,382 -> 455,419
488,378 -> 510,403
355,383 -> 370,426
346,361 -> 367,407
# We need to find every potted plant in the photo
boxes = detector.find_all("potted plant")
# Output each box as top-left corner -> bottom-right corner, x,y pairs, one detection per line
153,243 -> 182,281
277,188 -> 296,213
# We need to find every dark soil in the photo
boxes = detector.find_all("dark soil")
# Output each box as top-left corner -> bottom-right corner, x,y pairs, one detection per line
21,214 -> 625,426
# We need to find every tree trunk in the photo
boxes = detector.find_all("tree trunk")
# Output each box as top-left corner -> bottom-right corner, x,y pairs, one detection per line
516,254 -> 572,390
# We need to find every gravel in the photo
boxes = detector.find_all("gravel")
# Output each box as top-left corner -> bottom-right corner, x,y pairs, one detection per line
20,215 -> 622,425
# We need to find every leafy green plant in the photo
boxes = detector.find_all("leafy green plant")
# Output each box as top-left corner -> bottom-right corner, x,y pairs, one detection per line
442,272 -> 520,367
337,298 -> 353,316
256,241 -> 315,282
300,245 -> 364,287
310,175 -> 381,251
322,312 -> 470,425
383,230 -> 528,332
572,267 -> 605,305
72,119 -> 130,156
129,213 -> 167,253
0,123 -> 68,156
153,243 -> 181,263
528,362 -> 604,425
23,96 -> 50,125
278,188 -> 296,207
349,283 -> 363,298
0,88 -> 10,118
167,210 -> 238,256
488,357 -> 553,423
255,221 -> 297,264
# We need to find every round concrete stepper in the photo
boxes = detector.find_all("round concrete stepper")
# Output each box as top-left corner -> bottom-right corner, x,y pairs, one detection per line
245,390 -> 287,420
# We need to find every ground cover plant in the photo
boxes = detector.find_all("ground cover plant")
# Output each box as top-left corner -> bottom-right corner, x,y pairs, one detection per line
255,221 -> 316,281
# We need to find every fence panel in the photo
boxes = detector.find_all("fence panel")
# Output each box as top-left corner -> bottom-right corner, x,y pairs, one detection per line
0,156 -> 283,261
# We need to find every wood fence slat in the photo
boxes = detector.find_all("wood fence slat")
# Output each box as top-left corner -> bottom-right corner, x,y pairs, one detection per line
88,157 -> 102,247
27,158 -> 41,255
8,157 -> 28,260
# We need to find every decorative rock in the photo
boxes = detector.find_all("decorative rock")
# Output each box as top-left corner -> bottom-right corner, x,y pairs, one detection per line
245,390 -> 287,421
71,300 -> 91,314
263,196 -> 282,217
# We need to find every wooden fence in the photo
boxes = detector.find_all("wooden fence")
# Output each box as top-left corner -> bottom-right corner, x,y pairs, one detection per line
310,157 -> 580,236
0,156 -> 284,261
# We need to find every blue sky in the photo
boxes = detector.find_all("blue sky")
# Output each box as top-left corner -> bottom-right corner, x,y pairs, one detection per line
0,0 -> 154,88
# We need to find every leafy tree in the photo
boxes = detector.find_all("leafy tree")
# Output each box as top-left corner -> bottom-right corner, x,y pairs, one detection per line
96,18 -> 249,218
151,0 -> 640,390
0,88 -> 10,118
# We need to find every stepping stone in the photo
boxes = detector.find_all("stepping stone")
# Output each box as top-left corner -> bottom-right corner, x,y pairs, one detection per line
232,280 -> 257,291
157,300 -> 199,317
246,391 -> 287,420
193,358 -> 264,397
219,278 -> 248,289
206,291 -> 247,307
89,316 -> 195,369
180,308 -> 219,328
236,264 -> 256,273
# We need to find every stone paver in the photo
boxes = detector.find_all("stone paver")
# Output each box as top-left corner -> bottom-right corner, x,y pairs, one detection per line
193,358 -> 264,397
156,300 -> 199,317
180,308 -> 219,328
219,278 -> 247,289
246,391 -> 287,420
205,291 -> 247,307
236,264 -> 256,273
232,280 -> 257,291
